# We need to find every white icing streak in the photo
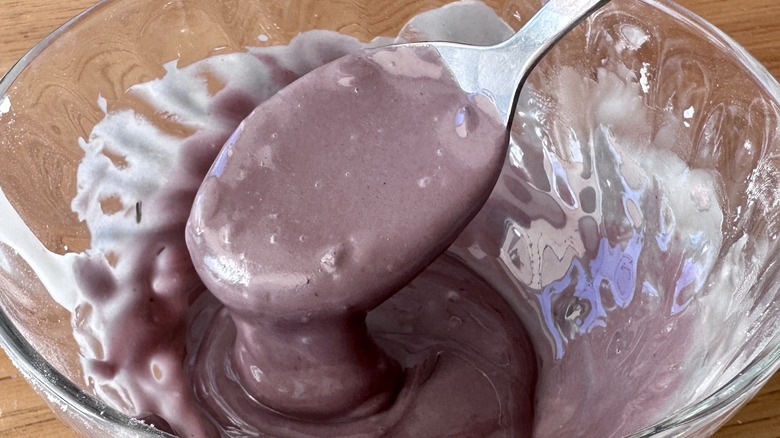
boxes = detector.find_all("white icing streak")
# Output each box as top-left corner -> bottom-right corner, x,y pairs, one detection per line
0,188 -> 79,311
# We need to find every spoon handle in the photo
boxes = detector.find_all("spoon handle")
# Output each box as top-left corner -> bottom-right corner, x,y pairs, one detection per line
498,0 -> 611,111
435,0 -> 611,125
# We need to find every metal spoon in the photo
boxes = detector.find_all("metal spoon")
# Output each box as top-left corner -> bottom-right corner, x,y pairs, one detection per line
424,0 -> 610,126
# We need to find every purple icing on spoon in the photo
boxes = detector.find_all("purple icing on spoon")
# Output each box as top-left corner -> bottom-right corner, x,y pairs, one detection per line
186,45 -> 508,419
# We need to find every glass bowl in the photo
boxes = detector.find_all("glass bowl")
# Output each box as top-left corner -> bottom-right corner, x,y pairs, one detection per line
0,0 -> 778,436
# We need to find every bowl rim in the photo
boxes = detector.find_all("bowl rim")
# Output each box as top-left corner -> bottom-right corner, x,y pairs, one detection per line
0,1 -> 104,95
0,0 -> 778,436
0,309 -> 173,436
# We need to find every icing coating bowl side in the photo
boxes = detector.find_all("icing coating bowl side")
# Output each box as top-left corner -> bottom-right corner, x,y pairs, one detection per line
0,0 -> 778,436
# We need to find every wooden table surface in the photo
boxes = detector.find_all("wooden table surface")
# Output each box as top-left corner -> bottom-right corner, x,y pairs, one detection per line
0,0 -> 778,437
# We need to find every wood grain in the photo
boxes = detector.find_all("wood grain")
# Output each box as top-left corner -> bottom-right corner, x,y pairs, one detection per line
0,0 -> 778,437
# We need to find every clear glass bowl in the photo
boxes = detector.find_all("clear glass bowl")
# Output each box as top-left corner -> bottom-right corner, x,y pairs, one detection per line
0,0 -> 778,436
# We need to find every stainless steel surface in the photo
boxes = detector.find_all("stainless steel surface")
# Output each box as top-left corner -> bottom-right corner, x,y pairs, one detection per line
419,0 -> 611,125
